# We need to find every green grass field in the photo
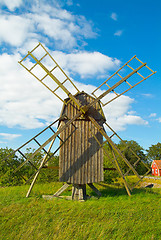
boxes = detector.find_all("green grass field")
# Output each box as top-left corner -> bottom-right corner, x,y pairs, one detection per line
1,181 -> 161,240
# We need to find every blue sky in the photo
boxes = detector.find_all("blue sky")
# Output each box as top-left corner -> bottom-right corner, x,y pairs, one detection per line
0,0 -> 160,152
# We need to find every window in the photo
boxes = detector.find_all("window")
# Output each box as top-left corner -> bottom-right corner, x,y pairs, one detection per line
156,169 -> 158,174
152,169 -> 154,174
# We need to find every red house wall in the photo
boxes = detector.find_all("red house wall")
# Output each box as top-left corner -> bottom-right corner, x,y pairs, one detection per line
151,162 -> 160,176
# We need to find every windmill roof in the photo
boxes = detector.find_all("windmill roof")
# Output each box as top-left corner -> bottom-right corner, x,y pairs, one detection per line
152,160 -> 161,169
59,91 -> 106,122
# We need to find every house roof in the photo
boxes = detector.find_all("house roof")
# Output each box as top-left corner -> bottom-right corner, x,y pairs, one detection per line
152,160 -> 161,169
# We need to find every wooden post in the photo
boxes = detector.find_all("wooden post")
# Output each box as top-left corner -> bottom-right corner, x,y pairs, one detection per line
88,183 -> 101,197
110,147 -> 131,196
72,184 -> 86,201
26,138 -> 56,198
53,183 -> 70,196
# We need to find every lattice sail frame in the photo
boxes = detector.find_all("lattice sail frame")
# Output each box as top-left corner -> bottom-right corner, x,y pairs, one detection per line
92,55 -> 156,106
19,43 -> 80,104
90,121 -> 151,191
2,116 -> 77,185
19,43 -> 156,111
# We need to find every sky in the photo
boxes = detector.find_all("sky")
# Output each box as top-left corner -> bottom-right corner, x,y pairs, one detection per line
0,0 -> 160,152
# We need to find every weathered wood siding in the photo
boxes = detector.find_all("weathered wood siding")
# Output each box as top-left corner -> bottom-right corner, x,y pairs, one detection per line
59,92 -> 105,184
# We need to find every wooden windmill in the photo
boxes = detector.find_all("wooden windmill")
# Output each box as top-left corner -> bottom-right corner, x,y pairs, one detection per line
3,43 -> 156,200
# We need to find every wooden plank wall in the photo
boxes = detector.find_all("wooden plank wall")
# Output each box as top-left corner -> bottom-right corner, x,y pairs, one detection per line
59,92 -> 104,184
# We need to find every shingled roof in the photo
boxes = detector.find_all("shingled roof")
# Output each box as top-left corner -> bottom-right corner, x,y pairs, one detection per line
153,160 -> 161,169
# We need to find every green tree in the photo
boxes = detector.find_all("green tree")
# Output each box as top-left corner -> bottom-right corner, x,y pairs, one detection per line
146,142 -> 161,162
117,140 -> 147,175
0,147 -> 25,186
103,140 -> 147,183
20,148 -> 59,184
103,143 -> 118,183
0,147 -> 59,186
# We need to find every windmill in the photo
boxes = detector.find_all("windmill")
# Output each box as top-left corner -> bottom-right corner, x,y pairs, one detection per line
2,43 -> 156,200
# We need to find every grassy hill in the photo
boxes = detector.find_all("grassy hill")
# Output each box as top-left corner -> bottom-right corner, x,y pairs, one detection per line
1,181 -> 161,240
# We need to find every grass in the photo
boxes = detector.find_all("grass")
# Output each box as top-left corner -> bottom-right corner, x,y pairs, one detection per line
1,181 -> 161,240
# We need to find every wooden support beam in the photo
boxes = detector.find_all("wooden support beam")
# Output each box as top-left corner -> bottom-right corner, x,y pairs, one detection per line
88,116 -> 141,179
42,166 -> 59,170
53,183 -> 70,196
110,146 -> 131,196
104,167 -> 116,171
15,112 -> 82,173
26,137 -> 56,198
72,184 -> 87,201
88,183 -> 101,197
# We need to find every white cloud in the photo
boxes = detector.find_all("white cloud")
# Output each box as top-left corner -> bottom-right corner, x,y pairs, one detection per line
0,15 -> 32,47
66,0 -> 73,6
111,12 -> 117,21
149,113 -> 156,117
128,110 -> 137,115
116,115 -> 148,128
0,133 -> 21,140
0,2 -> 96,50
158,118 -> 161,123
114,30 -> 123,36
0,0 -> 22,11
52,50 -> 121,78
142,93 -> 153,98
103,95 -> 148,131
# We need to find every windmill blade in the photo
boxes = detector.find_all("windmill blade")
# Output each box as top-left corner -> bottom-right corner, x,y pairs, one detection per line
88,116 -> 141,178
19,43 -> 80,105
1,117 -> 63,183
91,56 -> 156,106
25,120 -> 78,198
90,128 -> 132,196
89,118 -> 150,192
19,44 -> 154,117
13,113 -> 80,174
104,121 -> 150,174
2,114 -> 78,189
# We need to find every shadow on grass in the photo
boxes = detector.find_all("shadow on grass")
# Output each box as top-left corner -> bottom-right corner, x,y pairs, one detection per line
96,185 -> 128,197
88,183 -> 160,198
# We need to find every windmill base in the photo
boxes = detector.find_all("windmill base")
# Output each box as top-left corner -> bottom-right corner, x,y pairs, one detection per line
42,183 -> 101,201
72,184 -> 87,201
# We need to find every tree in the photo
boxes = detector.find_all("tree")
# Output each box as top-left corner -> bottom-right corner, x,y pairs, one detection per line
103,143 -> 118,183
0,147 -> 25,186
146,142 -> 161,162
17,147 -> 59,184
103,140 -> 147,183
117,140 -> 147,175
0,147 -> 59,186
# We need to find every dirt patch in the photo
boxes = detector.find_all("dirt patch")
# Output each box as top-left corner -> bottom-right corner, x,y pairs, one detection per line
140,177 -> 161,188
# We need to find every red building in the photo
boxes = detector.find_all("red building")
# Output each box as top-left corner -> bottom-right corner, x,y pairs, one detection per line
151,160 -> 161,176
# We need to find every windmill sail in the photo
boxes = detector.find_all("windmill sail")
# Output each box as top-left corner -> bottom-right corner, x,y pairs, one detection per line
90,120 -> 151,192
92,55 -> 156,106
19,43 -> 80,104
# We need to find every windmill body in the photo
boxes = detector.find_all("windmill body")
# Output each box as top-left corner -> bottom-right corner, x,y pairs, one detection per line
3,43 -> 156,200
59,91 -> 105,185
